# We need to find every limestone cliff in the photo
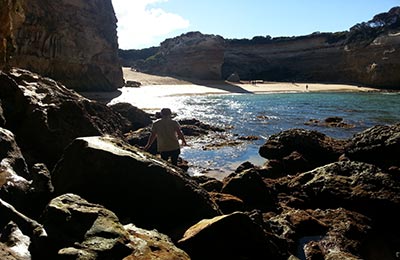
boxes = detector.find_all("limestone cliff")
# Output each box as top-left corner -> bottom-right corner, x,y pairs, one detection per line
223,7 -> 400,89
137,7 -> 400,89
140,32 -> 226,80
0,0 -> 25,68
1,0 -> 123,91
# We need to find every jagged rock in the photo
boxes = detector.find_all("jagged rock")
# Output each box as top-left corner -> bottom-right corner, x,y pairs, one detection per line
0,127 -> 29,179
222,169 -> 274,211
282,151 -> 310,174
30,163 -> 53,195
276,161 -> 400,218
124,224 -> 190,260
209,192 -> 244,214
38,193 -> 190,259
235,161 -> 256,173
0,242 -> 21,260
36,194 -> 128,259
51,136 -> 221,239
124,126 -> 157,152
179,118 -> 225,137
109,102 -> 152,130
4,0 -> 123,91
199,179 -> 223,192
125,80 -> 141,88
260,159 -> 286,179
0,222 -> 31,260
0,68 -> 130,168
345,123 -> 400,170
0,128 -> 32,214
0,101 -> 5,127
259,128 -> 347,174
305,116 -> 355,128
178,211 -> 285,260
0,198 -> 46,240
266,208 -> 372,259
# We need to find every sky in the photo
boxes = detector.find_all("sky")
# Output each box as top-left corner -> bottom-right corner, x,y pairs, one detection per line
111,0 -> 400,50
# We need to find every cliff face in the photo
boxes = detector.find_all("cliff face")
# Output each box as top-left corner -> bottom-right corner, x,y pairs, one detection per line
1,0 -> 123,91
138,7 -> 400,89
141,32 -> 226,80
223,7 -> 400,88
0,0 -> 25,67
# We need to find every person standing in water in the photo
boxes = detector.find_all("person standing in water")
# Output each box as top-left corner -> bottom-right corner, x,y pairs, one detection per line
144,108 -> 187,165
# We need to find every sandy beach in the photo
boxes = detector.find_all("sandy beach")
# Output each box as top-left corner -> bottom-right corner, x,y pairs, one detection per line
122,67 -> 378,96
80,67 -> 379,106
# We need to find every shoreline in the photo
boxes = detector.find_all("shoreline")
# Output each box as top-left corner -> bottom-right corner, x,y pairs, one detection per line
122,68 -> 380,96
80,68 -> 384,105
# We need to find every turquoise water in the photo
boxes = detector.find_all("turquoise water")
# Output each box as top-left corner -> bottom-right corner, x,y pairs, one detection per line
112,91 -> 400,179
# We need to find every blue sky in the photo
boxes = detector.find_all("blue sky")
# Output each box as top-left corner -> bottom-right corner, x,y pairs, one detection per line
111,0 -> 399,50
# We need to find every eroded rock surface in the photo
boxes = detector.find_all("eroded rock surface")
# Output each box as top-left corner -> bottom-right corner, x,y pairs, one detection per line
0,68 -> 130,168
1,0 -> 123,91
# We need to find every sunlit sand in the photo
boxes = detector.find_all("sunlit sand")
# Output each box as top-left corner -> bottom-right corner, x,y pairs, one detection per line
81,67 -> 379,111
122,67 -> 378,96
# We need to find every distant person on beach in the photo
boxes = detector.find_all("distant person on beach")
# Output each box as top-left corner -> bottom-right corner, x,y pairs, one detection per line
144,108 -> 187,165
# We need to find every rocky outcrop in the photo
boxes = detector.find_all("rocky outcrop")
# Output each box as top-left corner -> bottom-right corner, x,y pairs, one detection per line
259,128 -> 347,174
0,0 -> 123,91
0,0 -> 25,68
140,31 -> 226,80
0,68 -> 130,168
345,123 -> 400,169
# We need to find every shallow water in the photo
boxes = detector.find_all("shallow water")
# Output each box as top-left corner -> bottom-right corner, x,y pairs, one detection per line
110,90 -> 400,180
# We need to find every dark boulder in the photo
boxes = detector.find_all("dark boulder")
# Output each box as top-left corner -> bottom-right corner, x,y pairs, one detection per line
259,128 -> 347,174
222,169 -> 274,211
35,193 -> 190,259
51,135 -> 221,238
0,68 -> 130,168
178,211 -> 285,260
109,102 -> 152,130
345,123 -> 400,170
277,161 -> 400,218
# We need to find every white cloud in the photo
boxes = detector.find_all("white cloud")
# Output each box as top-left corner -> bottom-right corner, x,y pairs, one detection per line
111,0 -> 190,49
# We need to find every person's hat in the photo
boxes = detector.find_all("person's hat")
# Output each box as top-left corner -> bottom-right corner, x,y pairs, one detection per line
160,108 -> 172,117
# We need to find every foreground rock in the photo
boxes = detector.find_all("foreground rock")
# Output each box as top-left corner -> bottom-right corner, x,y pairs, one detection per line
345,123 -> 400,170
178,211 -> 283,259
51,135 -> 221,238
34,193 -> 189,259
263,161 -> 400,259
0,68 -> 130,168
259,128 -> 346,174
